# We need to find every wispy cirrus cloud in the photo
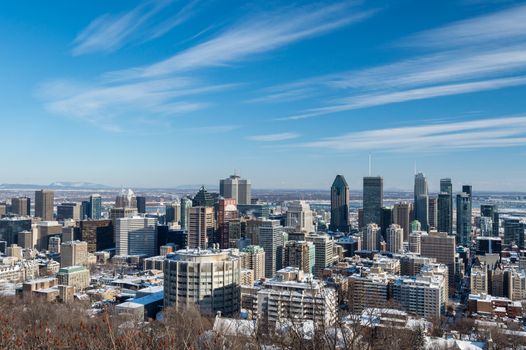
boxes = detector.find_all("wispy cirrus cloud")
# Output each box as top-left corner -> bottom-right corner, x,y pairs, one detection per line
400,3 -> 526,49
258,3 -> 526,120
301,116 -> 526,152
107,2 -> 376,79
283,76 -> 526,120
247,132 -> 300,142
44,2 -> 376,132
72,0 -> 201,55
37,77 -> 235,131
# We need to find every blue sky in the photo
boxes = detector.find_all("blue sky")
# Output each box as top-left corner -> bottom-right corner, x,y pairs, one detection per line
1,0 -> 526,191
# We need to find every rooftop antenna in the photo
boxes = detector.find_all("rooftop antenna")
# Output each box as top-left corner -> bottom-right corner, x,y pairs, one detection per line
368,153 -> 372,176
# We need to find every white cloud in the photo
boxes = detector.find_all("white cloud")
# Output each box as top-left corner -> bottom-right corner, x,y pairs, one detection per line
247,132 -> 300,142
283,76 -> 526,120
38,77 -> 235,131
72,0 -> 199,55
107,3 -> 375,79
401,3 -> 526,49
301,116 -> 526,152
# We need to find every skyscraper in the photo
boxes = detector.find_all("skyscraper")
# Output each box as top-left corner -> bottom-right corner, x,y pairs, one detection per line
56,203 -> 81,221
363,176 -> 383,226
286,200 -> 314,233
259,219 -> 285,278
413,173 -> 429,231
428,197 -> 437,230
188,206 -> 214,249
115,217 -> 157,256
219,174 -> 252,205
216,198 -> 238,249
312,234 -> 334,277
180,197 -> 192,230
284,240 -> 315,274
421,231 -> 456,293
89,194 -> 102,219
192,186 -> 214,207
136,196 -> 146,214
35,189 -> 54,221
437,192 -> 452,234
380,207 -> 393,240
115,188 -> 137,208
393,202 -> 412,241
481,204 -> 499,237
329,175 -> 350,232
440,178 -> 453,234
165,201 -> 181,225
503,218 -> 525,248
11,197 -> 30,216
362,223 -> 379,251
456,190 -> 472,246
386,224 -> 403,253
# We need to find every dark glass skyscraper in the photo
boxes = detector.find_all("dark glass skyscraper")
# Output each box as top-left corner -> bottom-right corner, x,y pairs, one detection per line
192,186 -> 214,207
437,192 -> 452,234
363,176 -> 383,226
439,178 -> 453,234
414,173 -> 429,231
330,175 -> 350,232
136,196 -> 146,214
456,190 -> 472,246
89,194 -> 102,219
481,204 -> 499,237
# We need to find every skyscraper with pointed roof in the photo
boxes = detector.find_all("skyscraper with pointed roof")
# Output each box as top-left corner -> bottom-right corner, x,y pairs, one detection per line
414,173 -> 429,231
330,175 -> 350,232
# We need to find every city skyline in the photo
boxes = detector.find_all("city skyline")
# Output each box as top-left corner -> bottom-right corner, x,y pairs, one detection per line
3,1 -> 526,190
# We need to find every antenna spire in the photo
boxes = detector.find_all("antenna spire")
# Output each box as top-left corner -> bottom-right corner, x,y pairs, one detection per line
368,153 -> 372,176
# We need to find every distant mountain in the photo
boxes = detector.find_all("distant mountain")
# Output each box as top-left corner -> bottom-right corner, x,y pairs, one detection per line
0,182 -> 113,190
173,184 -> 219,190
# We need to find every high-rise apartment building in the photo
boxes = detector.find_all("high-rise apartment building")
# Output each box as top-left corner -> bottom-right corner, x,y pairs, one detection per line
286,200 -> 314,233
362,223 -> 379,251
188,206 -> 214,250
163,249 -> 241,316
11,197 -> 30,216
386,224 -> 403,253
363,176 -> 383,226
259,219 -> 285,278
329,175 -> 350,232
283,240 -> 315,274
219,174 -> 252,205
239,245 -> 266,281
456,191 -> 472,246
414,173 -> 429,231
421,231 -> 456,293
312,234 -> 334,277
35,189 -> 54,221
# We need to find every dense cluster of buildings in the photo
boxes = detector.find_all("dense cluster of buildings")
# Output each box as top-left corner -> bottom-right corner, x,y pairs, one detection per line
1,172 -> 526,344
